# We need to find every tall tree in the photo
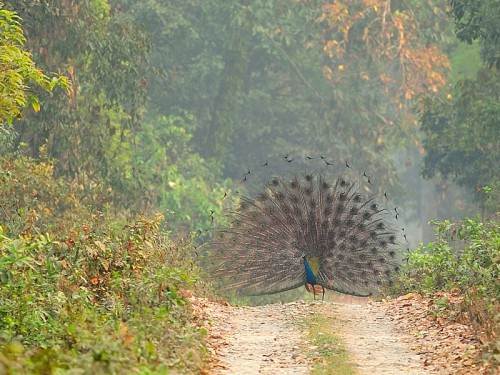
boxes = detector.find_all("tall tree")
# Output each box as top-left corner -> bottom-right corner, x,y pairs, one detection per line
420,0 -> 500,208
229,0 -> 451,197
6,0 -> 151,208
116,0 -> 451,191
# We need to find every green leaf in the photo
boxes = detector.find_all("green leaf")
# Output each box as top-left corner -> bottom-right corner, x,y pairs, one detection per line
30,96 -> 41,112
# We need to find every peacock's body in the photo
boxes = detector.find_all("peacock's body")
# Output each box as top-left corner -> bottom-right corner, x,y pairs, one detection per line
207,162 -> 403,299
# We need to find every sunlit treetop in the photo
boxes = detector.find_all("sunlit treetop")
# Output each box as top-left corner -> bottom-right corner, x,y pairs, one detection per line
320,0 -> 450,111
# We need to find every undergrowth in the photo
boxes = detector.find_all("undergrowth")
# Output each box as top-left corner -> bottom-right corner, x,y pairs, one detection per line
392,214 -> 499,368
0,156 -> 209,373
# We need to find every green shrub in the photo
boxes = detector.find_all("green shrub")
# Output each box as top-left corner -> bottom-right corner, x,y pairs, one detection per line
397,216 -> 499,300
0,216 -> 208,373
0,155 -> 97,237
393,215 -> 499,365
0,156 -> 209,373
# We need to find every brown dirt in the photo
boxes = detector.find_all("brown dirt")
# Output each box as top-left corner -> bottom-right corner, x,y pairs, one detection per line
327,301 -> 432,374
189,292 -> 492,374
201,300 -> 311,374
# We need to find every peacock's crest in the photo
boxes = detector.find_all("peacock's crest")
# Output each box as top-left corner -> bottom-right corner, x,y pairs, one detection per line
205,159 -> 404,299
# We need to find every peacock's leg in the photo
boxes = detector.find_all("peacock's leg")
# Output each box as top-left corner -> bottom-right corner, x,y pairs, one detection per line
321,286 -> 325,301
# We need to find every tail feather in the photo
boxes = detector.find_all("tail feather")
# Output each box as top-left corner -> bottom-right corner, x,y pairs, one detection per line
206,165 -> 402,298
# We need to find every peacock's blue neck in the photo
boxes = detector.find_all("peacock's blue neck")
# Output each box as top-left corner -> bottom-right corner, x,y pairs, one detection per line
303,257 -> 318,284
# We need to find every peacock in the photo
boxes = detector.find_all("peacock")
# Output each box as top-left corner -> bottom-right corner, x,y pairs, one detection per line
206,157 -> 403,300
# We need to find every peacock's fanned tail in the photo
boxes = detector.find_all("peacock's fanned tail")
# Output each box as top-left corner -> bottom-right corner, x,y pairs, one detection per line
208,170 -> 402,297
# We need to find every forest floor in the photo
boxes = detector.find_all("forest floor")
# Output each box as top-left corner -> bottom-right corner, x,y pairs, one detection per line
190,292 -> 491,375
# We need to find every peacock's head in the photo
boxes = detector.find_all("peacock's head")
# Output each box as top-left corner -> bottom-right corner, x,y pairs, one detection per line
301,253 -> 306,259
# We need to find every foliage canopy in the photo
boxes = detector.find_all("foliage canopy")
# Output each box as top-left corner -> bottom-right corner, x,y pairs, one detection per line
0,4 -> 67,124
420,0 -> 500,207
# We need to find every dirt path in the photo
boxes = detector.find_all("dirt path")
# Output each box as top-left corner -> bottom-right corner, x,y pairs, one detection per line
329,301 -> 431,374
204,301 -> 311,374
194,291 -> 488,374
199,295 -> 435,375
